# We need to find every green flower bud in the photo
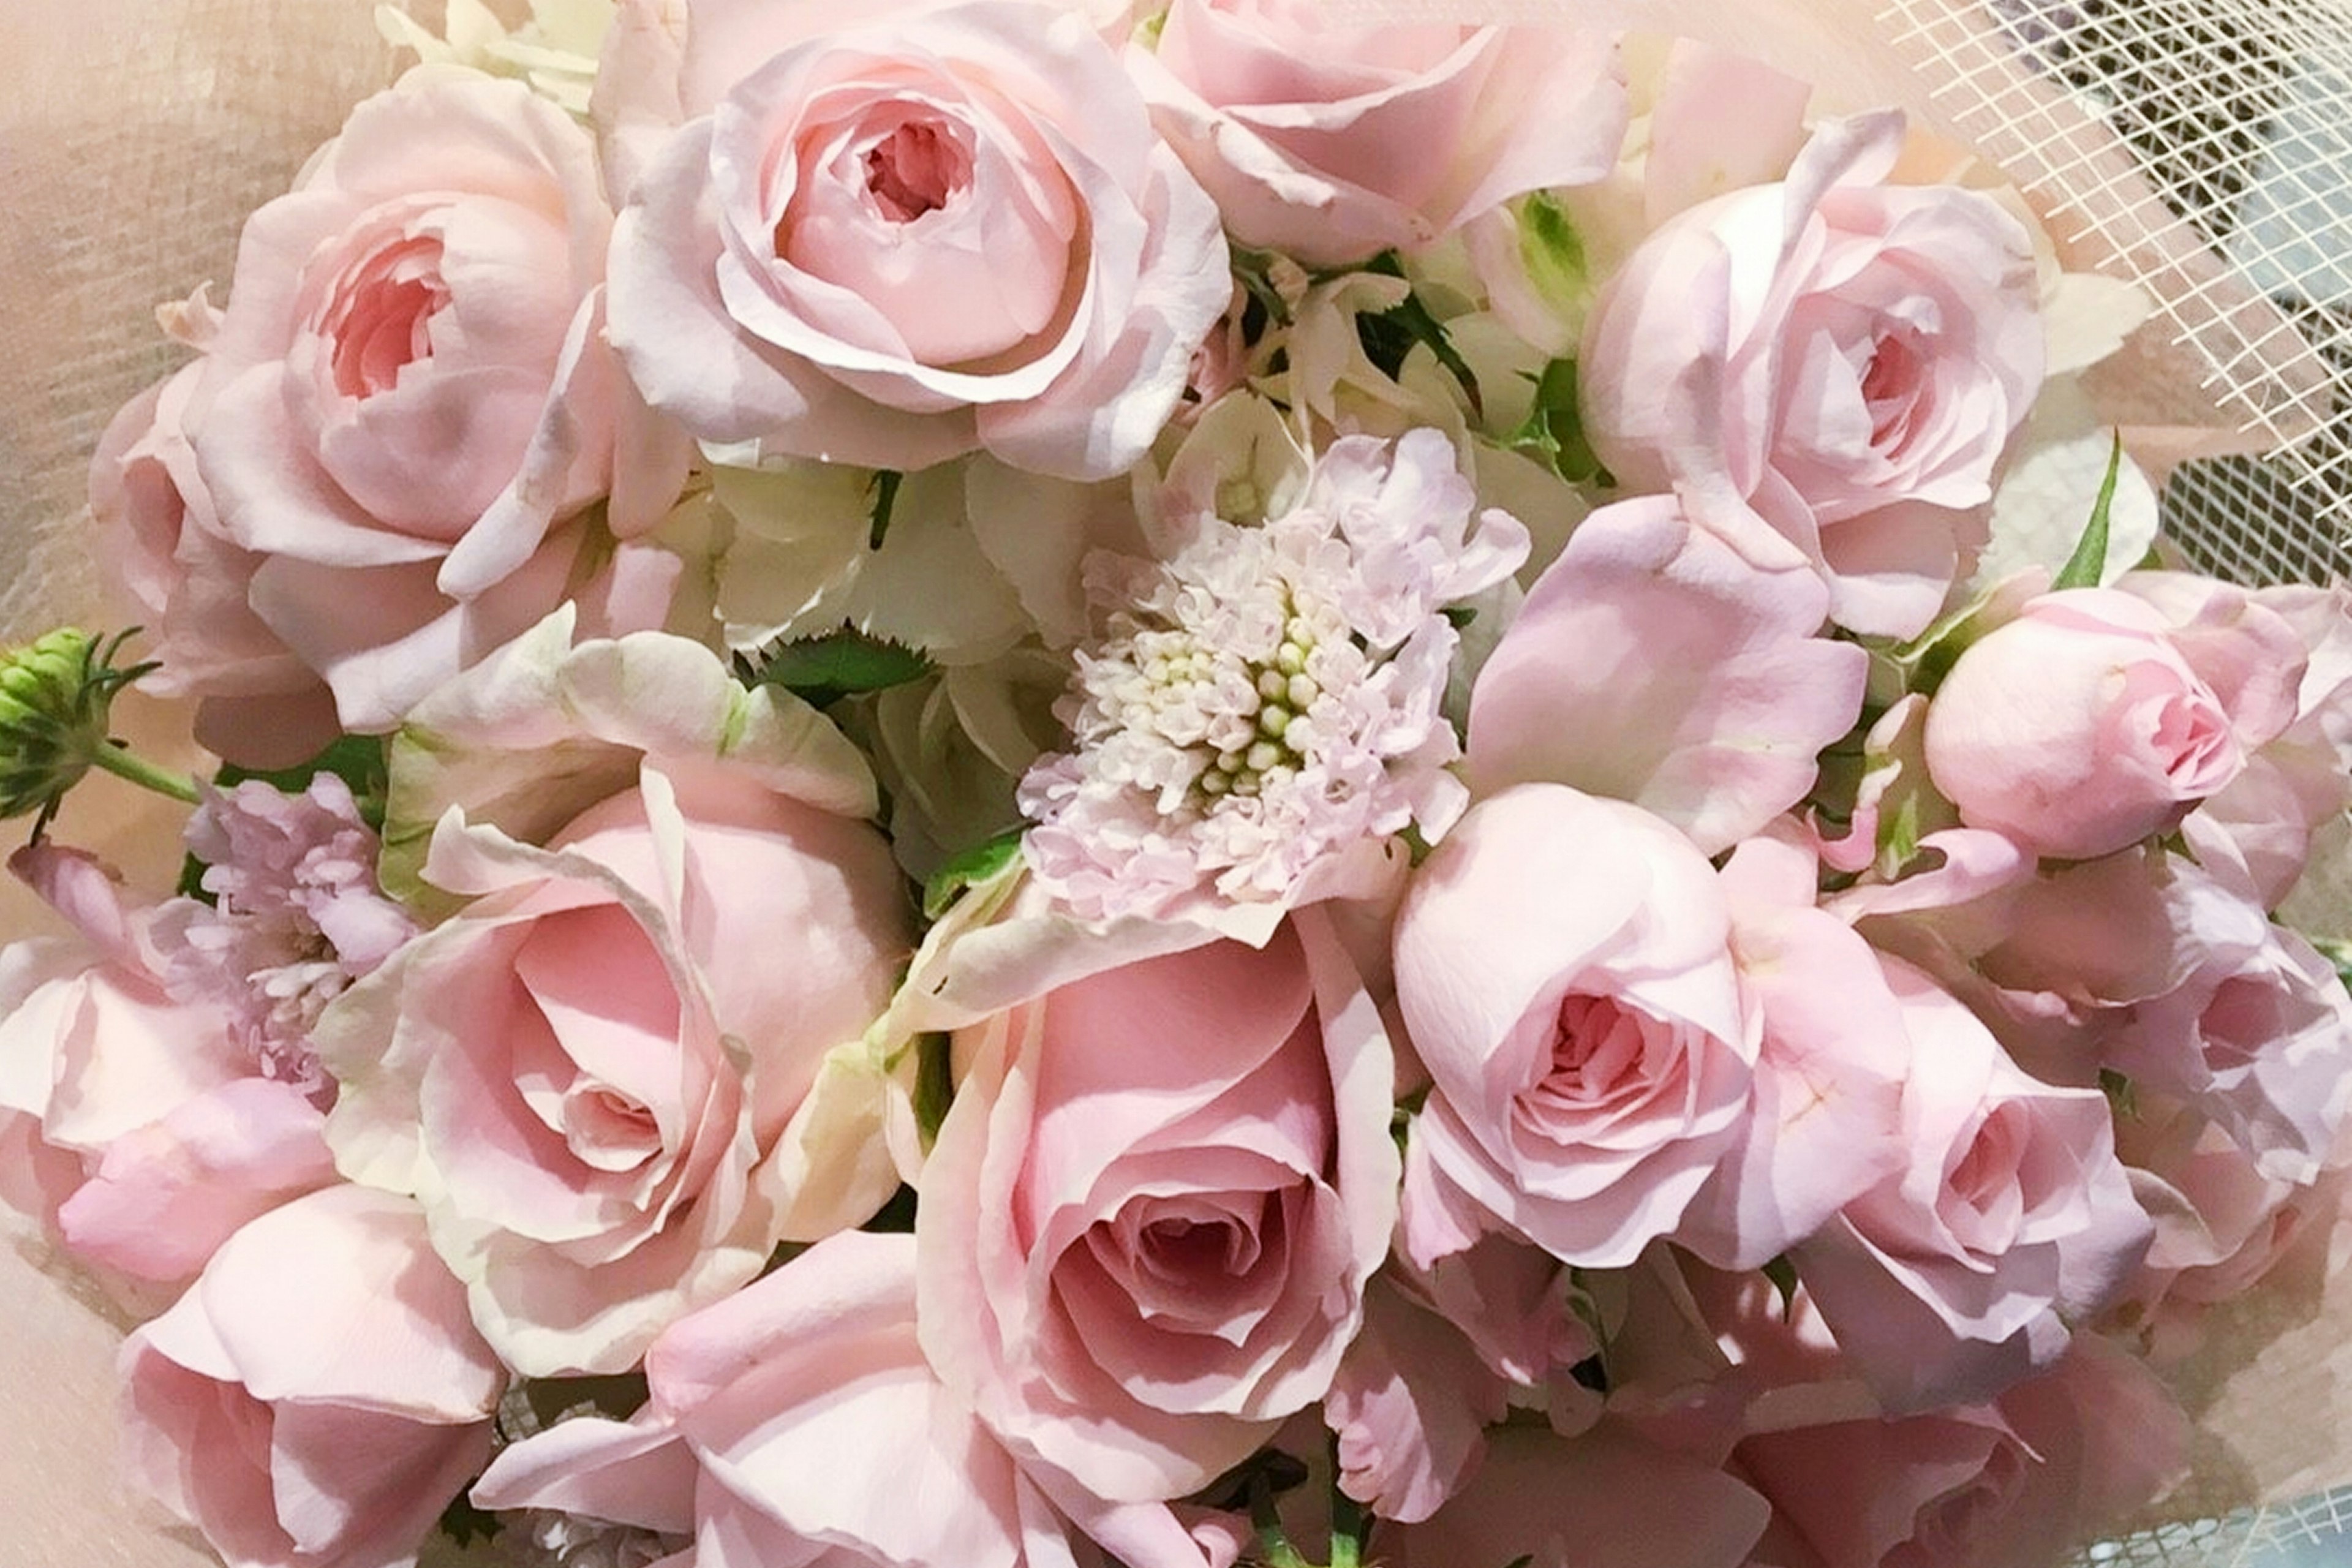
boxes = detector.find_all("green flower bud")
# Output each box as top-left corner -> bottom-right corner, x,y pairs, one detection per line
0,627 -> 186,828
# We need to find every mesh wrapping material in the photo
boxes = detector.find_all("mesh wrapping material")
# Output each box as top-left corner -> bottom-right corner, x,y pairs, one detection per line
1,3 -> 2350,1566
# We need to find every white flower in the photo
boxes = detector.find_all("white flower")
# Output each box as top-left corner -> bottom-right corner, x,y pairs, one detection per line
1018,429 -> 1527,921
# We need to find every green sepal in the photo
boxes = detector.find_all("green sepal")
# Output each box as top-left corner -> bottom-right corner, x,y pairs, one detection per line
921,827 -> 1025,921
1501,357 -> 1614,486
2051,430 -> 2125,591
1355,251 -> 1482,417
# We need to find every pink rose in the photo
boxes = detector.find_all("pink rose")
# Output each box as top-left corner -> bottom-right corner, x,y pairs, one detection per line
1791,957 -> 2151,1411
1581,113 -> 2045,638
1923,585 -> 2304,862
1736,1337 -> 2188,1568
118,1185 -> 505,1568
914,910 -> 1396,1506
89,358 -> 341,768
475,1231 -> 1226,1568
1393,784 -> 1754,1270
186,66 -> 685,734
318,764 -> 907,1376
1381,1422 -> 1770,1568
608,1 -> 1231,480
0,845 -> 339,1295
1394,791 -> 1907,1276
1128,2 -> 1627,266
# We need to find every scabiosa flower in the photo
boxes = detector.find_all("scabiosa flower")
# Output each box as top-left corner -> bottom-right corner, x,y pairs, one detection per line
152,774 -> 414,1096
1019,428 -> 1528,921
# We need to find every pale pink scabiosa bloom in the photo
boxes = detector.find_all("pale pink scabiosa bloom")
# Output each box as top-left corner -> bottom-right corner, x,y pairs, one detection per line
154,774 -> 416,1098
1017,428 -> 1527,923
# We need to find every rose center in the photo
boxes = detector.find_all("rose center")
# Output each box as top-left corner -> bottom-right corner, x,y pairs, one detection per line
864,121 -> 965,223
321,235 -> 448,401
1536,993 -> 1655,1107
1861,328 -> 1926,450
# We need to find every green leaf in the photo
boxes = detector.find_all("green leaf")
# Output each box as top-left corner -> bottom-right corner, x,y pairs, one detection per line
1502,357 -> 1614,486
867,469 -> 903,550
1762,1254 -> 1801,1321
435,1490 -> 503,1548
2051,430 -> 2125,591
1355,252 -> 1482,417
921,827 -> 1025,920
215,734 -> 392,831
861,1183 -> 919,1234
752,628 -> 932,710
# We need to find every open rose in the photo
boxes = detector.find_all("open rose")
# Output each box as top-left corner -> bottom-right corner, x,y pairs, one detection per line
913,908 -> 1396,1507
608,0 -> 1230,480
184,65 -> 685,736
1581,112 -> 2044,638
1128,2 -> 1628,266
320,630 -> 908,1374
475,1231 -> 1228,1568
118,1186 -> 505,1568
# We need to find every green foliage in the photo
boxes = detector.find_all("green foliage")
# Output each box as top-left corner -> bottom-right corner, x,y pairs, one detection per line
1355,251 -> 1482,415
2051,431 -> 2125,592
1502,358 -> 1613,486
751,628 -> 933,710
921,827 -> 1025,920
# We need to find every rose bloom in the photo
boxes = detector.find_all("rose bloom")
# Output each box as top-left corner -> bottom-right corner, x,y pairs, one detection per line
318,763 -> 907,1378
1737,1338 -> 2188,1568
913,908 -> 1396,1507
1128,0 -> 1628,266
608,0 -> 1231,480
118,1185 -> 505,1568
474,1231 -> 1232,1568
181,65 -> 684,739
1923,584 -> 2304,862
1791,957 -> 2152,1412
1581,111 -> 2045,638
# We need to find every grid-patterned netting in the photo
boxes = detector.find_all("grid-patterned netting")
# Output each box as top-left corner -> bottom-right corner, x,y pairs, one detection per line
1880,0 -> 2352,587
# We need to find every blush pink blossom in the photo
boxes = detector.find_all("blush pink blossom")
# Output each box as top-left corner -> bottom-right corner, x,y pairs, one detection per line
1464,494 -> 1867,856
1791,957 -> 2152,1411
1018,429 -> 1526,924
1923,585 -> 2305,862
608,1 -> 1230,480
89,358 -> 341,767
1127,1 -> 1629,266
1736,1337 -> 2188,1568
475,1231 -> 1224,1568
186,65 -> 687,736
117,1185 -> 505,1568
1393,784 -> 1757,1270
1581,112 -> 2045,638
914,911 -> 1396,1508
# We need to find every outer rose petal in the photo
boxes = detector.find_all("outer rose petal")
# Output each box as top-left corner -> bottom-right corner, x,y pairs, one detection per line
1466,495 -> 1866,854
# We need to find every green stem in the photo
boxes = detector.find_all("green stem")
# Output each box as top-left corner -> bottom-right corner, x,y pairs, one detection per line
86,740 -> 201,805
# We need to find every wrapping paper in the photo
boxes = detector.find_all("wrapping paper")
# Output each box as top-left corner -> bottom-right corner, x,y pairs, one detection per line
0,2 -> 2345,1565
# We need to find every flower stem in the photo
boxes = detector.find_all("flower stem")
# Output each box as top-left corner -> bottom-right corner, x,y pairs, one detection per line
86,740 -> 201,804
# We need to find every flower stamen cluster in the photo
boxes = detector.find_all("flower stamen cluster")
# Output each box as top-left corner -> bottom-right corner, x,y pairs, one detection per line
1019,429 -> 1528,921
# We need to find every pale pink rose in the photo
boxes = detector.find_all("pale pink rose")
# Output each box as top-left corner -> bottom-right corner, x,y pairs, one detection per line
1127,2 -> 1628,266
2170,578 -> 2352,904
1381,1422 -> 1770,1568
2111,1099 -> 2351,1361
1464,494 -> 1868,856
1581,113 -> 2045,638
608,1 -> 1230,480
1393,784 -> 1757,1270
317,767 -> 908,1377
187,65 -> 687,735
1792,957 -> 2152,1411
118,1185 -> 505,1568
475,1231 -> 1225,1568
0,845 -> 341,1293
1736,1336 -> 2188,1568
89,360 -> 341,767
915,911 -> 1396,1506
1923,585 -> 2305,862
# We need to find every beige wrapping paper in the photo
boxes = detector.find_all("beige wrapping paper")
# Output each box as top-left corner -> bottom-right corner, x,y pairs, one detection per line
0,3 -> 2343,1565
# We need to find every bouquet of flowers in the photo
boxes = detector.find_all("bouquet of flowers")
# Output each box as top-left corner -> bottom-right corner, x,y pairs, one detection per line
4,2 -> 2350,1566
